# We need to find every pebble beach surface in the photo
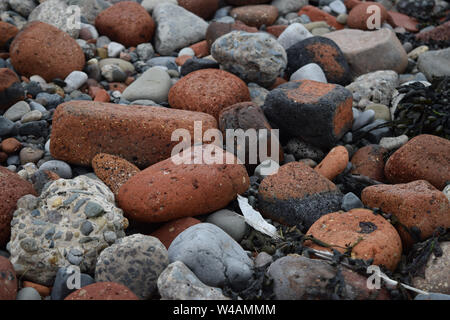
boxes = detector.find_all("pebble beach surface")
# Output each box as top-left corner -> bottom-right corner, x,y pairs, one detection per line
0,0 -> 449,301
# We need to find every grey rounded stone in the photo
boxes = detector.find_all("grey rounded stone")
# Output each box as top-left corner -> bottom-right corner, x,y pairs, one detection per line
329,0 -> 346,14
341,192 -> 364,211
254,159 -> 280,179
122,67 -> 172,103
272,0 -> 308,15
21,110 -> 43,123
206,209 -> 247,242
98,58 -> 135,74
8,0 -> 36,17
212,31 -> 287,88
336,13 -> 348,24
364,104 -> 391,121
95,234 -> 169,300
412,241 -> 450,294
254,252 -> 273,268
28,0 -> 79,38
379,135 -> 409,151
290,63 -> 327,83
443,184 -> 450,202
107,42 -> 125,58
136,43 -> 155,61
153,3 -> 208,56
248,83 -> 269,107
0,116 -> 14,136
101,64 -> 127,82
352,109 -> 375,131
19,147 -> 44,165
51,266 -> 95,300
417,48 -> 450,81
157,261 -> 230,300
141,0 -> 177,13
4,101 -> 31,122
39,160 -> 73,179
168,223 -> 254,291
178,47 -> 195,57
16,287 -> 41,300
64,71 -> 88,91
278,23 -> 312,50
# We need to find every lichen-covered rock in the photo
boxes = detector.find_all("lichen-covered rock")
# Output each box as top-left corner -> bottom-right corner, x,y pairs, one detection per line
211,31 -> 287,88
95,234 -> 168,300
157,261 -> 230,300
9,176 -> 128,286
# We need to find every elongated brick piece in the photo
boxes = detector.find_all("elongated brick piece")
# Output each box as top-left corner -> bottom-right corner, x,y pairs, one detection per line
50,101 -> 218,169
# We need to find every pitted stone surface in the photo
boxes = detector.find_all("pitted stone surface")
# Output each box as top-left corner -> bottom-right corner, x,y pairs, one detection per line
95,234 -> 169,300
8,176 -> 128,286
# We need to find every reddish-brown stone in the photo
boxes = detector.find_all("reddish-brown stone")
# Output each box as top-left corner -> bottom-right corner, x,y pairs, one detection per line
315,146 -> 349,181
361,180 -> 450,246
305,209 -> 402,271
347,2 -> 388,30
258,162 -> 343,228
351,144 -> 388,182
218,102 -> 283,172
0,256 -> 17,300
168,69 -> 251,120
9,22 -> 85,82
118,145 -> 250,223
92,153 -> 140,198
416,21 -> 450,42
0,21 -> 19,50
175,55 -> 192,66
93,89 -> 110,102
65,282 -> 139,300
50,101 -> 218,169
95,1 -> 155,48
150,217 -> 201,248
0,166 -> 36,247
189,40 -> 210,58
384,134 -> 450,189
387,11 -> 419,33
0,152 -> 7,164
230,5 -> 279,28
0,68 -> 24,111
206,21 -> 258,49
1,138 -> 22,154
270,77 -> 288,89
298,5 -> 345,30
266,25 -> 288,38
344,0 -> 362,10
178,0 -> 219,19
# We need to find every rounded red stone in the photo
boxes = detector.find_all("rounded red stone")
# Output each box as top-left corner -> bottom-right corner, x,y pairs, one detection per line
9,22 -> 85,82
150,217 -> 201,248
384,134 -> 450,189
95,1 -> 155,48
0,256 -> 17,300
178,0 -> 219,19
230,5 -> 279,28
0,166 -> 36,246
168,69 -> 251,120
361,180 -> 450,247
0,21 -> 19,50
347,2 -> 388,31
305,208 -> 402,271
118,145 -> 250,223
351,144 -> 388,182
64,282 -> 139,300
